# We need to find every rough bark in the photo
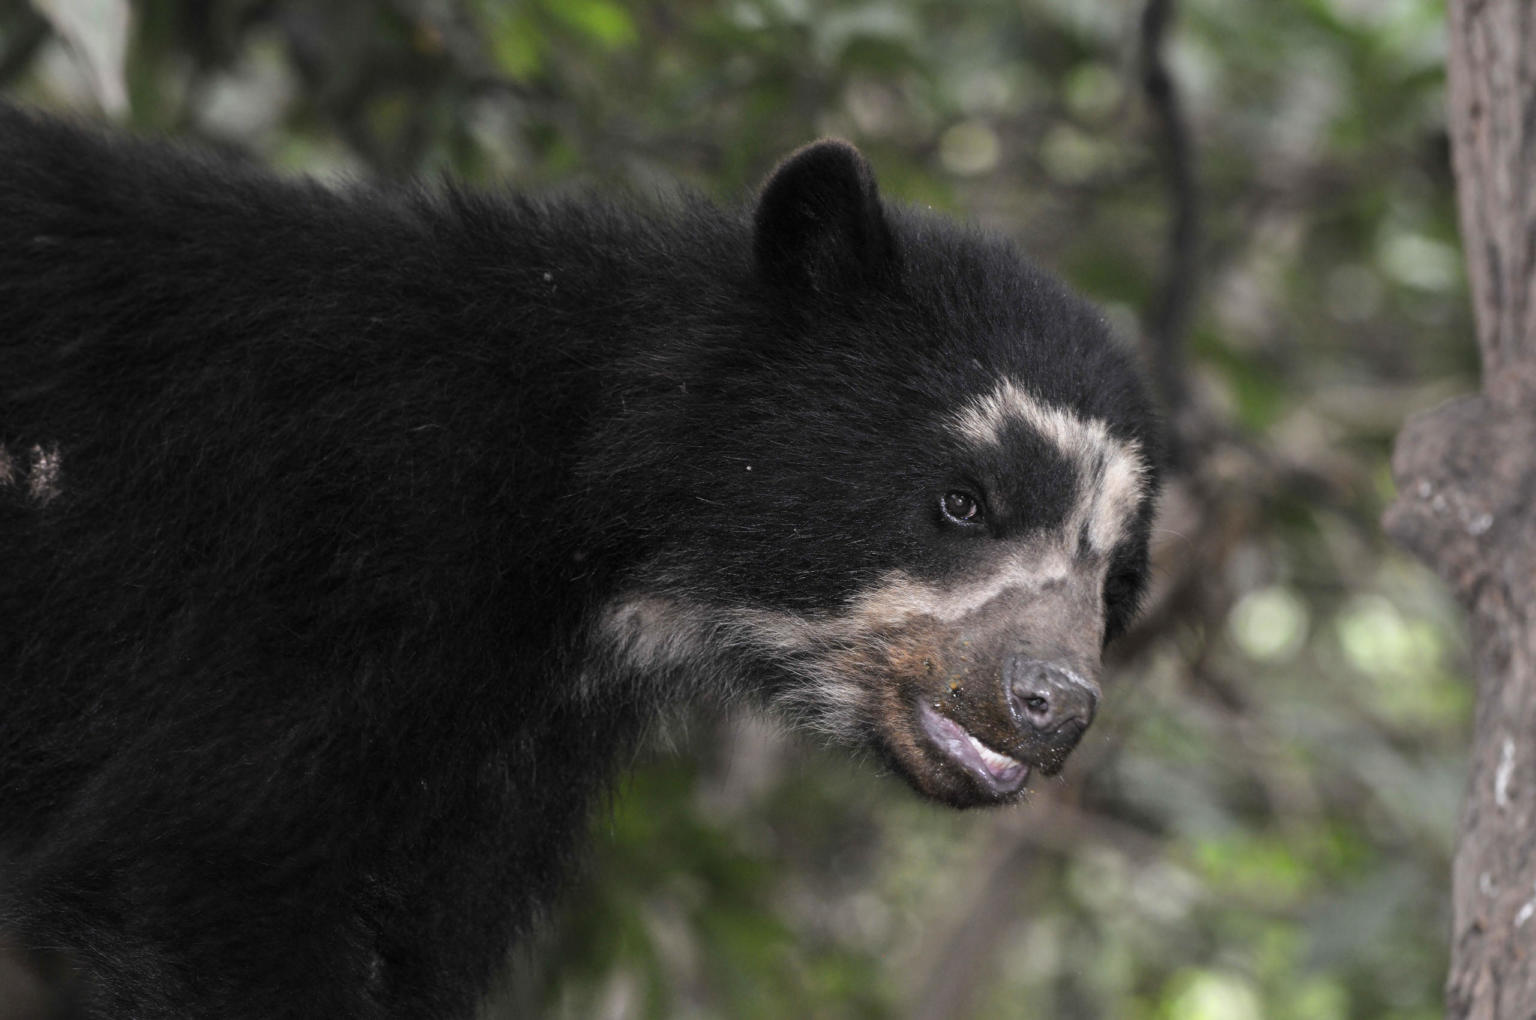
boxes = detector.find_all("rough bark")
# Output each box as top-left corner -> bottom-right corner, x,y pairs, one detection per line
1383,2 -> 1536,1017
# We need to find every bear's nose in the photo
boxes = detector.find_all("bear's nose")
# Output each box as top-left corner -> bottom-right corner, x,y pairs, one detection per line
1006,658 -> 1098,737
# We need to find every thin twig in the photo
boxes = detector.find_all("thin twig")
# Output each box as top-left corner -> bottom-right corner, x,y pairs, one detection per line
1139,0 -> 1200,464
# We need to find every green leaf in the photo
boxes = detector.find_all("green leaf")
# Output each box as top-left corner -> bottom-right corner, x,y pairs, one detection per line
545,0 -> 638,50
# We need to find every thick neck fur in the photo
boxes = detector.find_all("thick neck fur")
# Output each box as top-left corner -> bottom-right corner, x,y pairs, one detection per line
0,110 -> 744,976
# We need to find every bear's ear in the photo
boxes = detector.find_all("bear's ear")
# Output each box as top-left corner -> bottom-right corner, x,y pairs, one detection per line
752,140 -> 895,293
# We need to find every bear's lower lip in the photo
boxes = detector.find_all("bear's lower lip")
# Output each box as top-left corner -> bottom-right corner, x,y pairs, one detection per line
918,704 -> 1029,796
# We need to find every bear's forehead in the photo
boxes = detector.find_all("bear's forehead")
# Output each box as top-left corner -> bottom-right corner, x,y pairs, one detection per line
949,377 -> 1147,555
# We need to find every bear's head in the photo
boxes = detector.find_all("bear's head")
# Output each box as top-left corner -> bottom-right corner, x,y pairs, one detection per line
590,141 -> 1159,808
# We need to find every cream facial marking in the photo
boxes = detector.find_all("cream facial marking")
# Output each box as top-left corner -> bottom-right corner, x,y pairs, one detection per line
842,547 -> 1076,628
592,537 -> 1104,743
951,378 -> 1146,553
0,443 -> 62,504
597,542 -> 1093,681
28,444 -> 62,504
598,595 -> 717,677
592,592 -> 869,741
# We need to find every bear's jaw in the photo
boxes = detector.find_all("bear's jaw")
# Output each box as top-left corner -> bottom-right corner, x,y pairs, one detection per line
592,566 -> 1104,808
917,703 -> 1030,797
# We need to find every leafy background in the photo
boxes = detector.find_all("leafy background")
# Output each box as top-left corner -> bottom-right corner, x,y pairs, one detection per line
0,0 -> 1472,1016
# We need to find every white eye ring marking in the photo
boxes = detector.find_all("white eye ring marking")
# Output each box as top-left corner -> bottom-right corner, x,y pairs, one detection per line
951,378 -> 1147,552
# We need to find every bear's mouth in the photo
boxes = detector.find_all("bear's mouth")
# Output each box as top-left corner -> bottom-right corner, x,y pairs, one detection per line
918,703 -> 1030,797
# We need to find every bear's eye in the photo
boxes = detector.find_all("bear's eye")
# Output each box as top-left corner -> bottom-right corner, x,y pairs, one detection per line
940,490 -> 983,525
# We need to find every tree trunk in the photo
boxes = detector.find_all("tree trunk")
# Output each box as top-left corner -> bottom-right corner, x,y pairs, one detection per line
1382,2 -> 1536,1017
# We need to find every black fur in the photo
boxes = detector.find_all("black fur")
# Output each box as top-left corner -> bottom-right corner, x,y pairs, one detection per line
0,106 -> 1158,1018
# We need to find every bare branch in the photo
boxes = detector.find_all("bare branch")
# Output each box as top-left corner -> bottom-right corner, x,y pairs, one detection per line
1138,0 -> 1200,464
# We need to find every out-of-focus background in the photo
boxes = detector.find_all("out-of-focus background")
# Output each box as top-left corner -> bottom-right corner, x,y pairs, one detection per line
0,0 -> 1473,1016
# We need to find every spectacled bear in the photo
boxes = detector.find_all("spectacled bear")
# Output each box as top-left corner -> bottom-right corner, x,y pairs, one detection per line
0,104 -> 1159,1019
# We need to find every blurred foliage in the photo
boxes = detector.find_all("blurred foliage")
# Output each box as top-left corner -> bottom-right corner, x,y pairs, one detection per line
0,0 -> 1474,1016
